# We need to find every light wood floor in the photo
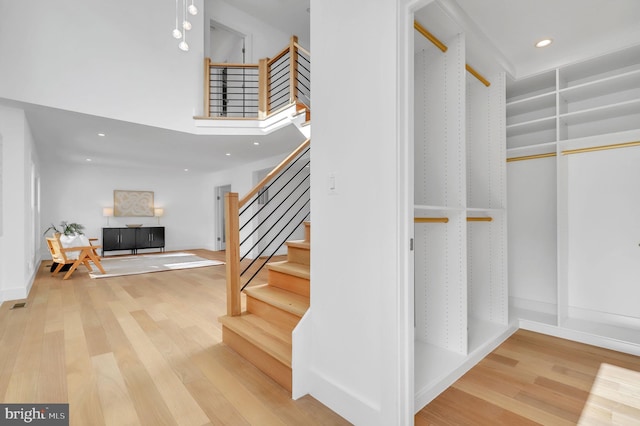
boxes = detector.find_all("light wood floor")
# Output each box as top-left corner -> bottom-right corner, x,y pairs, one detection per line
416,329 -> 640,425
3,250 -> 640,425
0,250 -> 349,426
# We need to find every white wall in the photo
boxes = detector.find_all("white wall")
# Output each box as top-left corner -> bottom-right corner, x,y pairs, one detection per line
567,146 -> 640,324
305,0 -> 409,424
0,0 -> 205,130
0,105 -> 40,303
207,151 -> 291,247
40,164 -> 214,257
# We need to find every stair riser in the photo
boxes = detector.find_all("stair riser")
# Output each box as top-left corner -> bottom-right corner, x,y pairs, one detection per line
268,270 -> 310,297
246,297 -> 300,332
304,222 -> 311,242
287,246 -> 310,266
222,326 -> 292,392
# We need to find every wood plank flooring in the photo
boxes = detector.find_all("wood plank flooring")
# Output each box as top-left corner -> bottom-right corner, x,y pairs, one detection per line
416,329 -> 640,425
2,249 -> 640,425
0,250 -> 348,426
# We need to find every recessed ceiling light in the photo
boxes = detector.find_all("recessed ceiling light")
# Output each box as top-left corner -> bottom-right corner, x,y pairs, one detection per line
225,153 -> 231,156
184,168 -> 189,172
253,142 -> 260,146
86,158 -> 92,162
98,133 -> 106,137
535,38 -> 553,48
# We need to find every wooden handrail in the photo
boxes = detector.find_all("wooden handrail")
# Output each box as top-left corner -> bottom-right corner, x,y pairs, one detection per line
294,42 -> 311,57
268,45 -> 291,67
414,19 -> 491,87
239,138 -> 310,207
204,36 -> 309,120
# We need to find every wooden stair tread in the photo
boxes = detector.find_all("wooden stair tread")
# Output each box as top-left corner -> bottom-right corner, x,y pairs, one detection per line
267,261 -> 310,279
219,313 -> 292,366
286,240 -> 310,250
244,285 -> 309,317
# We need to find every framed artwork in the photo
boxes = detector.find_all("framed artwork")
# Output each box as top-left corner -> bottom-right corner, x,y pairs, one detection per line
114,190 -> 154,217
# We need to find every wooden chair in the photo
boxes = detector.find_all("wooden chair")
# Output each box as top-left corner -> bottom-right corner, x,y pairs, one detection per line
46,234 -> 106,280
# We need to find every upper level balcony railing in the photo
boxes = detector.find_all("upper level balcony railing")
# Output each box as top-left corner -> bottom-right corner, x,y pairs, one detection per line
204,36 -> 310,120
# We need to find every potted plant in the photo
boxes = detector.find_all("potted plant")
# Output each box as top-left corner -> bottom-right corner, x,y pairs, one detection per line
43,221 -> 85,236
44,221 -> 87,272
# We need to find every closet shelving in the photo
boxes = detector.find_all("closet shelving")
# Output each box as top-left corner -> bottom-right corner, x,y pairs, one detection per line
507,42 -> 640,354
413,1 -> 511,411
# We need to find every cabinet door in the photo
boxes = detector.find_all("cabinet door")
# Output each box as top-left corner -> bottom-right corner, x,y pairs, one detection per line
119,228 -> 137,250
149,227 -> 165,249
102,228 -> 120,251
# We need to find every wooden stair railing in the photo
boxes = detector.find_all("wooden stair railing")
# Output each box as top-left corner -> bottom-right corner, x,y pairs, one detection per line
221,138 -> 311,393
202,35 -> 310,120
225,138 -> 311,317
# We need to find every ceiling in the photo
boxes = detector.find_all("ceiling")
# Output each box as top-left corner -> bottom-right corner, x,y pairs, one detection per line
13,0 -> 640,174
17,101 -> 304,174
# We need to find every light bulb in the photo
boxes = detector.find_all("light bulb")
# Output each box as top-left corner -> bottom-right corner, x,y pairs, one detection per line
188,4 -> 198,15
179,41 -> 189,51
172,28 -> 182,39
183,20 -> 192,31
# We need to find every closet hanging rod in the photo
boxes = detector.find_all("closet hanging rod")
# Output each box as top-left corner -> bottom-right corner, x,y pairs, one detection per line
415,217 -> 449,223
506,152 -> 556,162
414,20 -> 447,53
467,217 -> 493,222
414,20 -> 491,87
562,140 -> 640,156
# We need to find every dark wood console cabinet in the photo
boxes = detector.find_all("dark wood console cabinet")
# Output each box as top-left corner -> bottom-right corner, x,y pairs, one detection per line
102,227 -> 165,256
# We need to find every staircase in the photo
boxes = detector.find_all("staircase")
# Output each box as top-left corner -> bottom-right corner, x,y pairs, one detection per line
219,221 -> 310,392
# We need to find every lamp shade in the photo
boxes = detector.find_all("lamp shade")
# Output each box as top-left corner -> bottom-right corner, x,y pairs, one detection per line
103,207 -> 114,217
154,208 -> 164,217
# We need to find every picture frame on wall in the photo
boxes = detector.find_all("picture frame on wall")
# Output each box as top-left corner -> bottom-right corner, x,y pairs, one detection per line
113,190 -> 154,217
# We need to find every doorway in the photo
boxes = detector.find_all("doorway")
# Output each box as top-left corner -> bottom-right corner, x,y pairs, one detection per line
209,22 -> 245,64
215,184 -> 232,251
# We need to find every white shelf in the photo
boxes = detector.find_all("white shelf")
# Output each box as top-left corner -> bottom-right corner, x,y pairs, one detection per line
506,116 -> 555,137
506,92 -> 556,125
559,98 -> 640,126
414,205 -> 464,217
506,70 -> 555,102
507,141 -> 557,157
560,44 -> 640,88
559,69 -> 640,104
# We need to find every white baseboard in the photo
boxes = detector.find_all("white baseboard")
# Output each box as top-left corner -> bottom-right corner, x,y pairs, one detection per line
307,368 -> 382,426
510,296 -> 557,316
519,319 -> 640,356
567,305 -> 640,330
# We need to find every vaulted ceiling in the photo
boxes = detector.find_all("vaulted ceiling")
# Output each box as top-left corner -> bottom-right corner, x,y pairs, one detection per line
16,0 -> 640,172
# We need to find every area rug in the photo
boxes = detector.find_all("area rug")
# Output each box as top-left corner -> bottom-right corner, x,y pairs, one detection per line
89,252 -> 224,279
